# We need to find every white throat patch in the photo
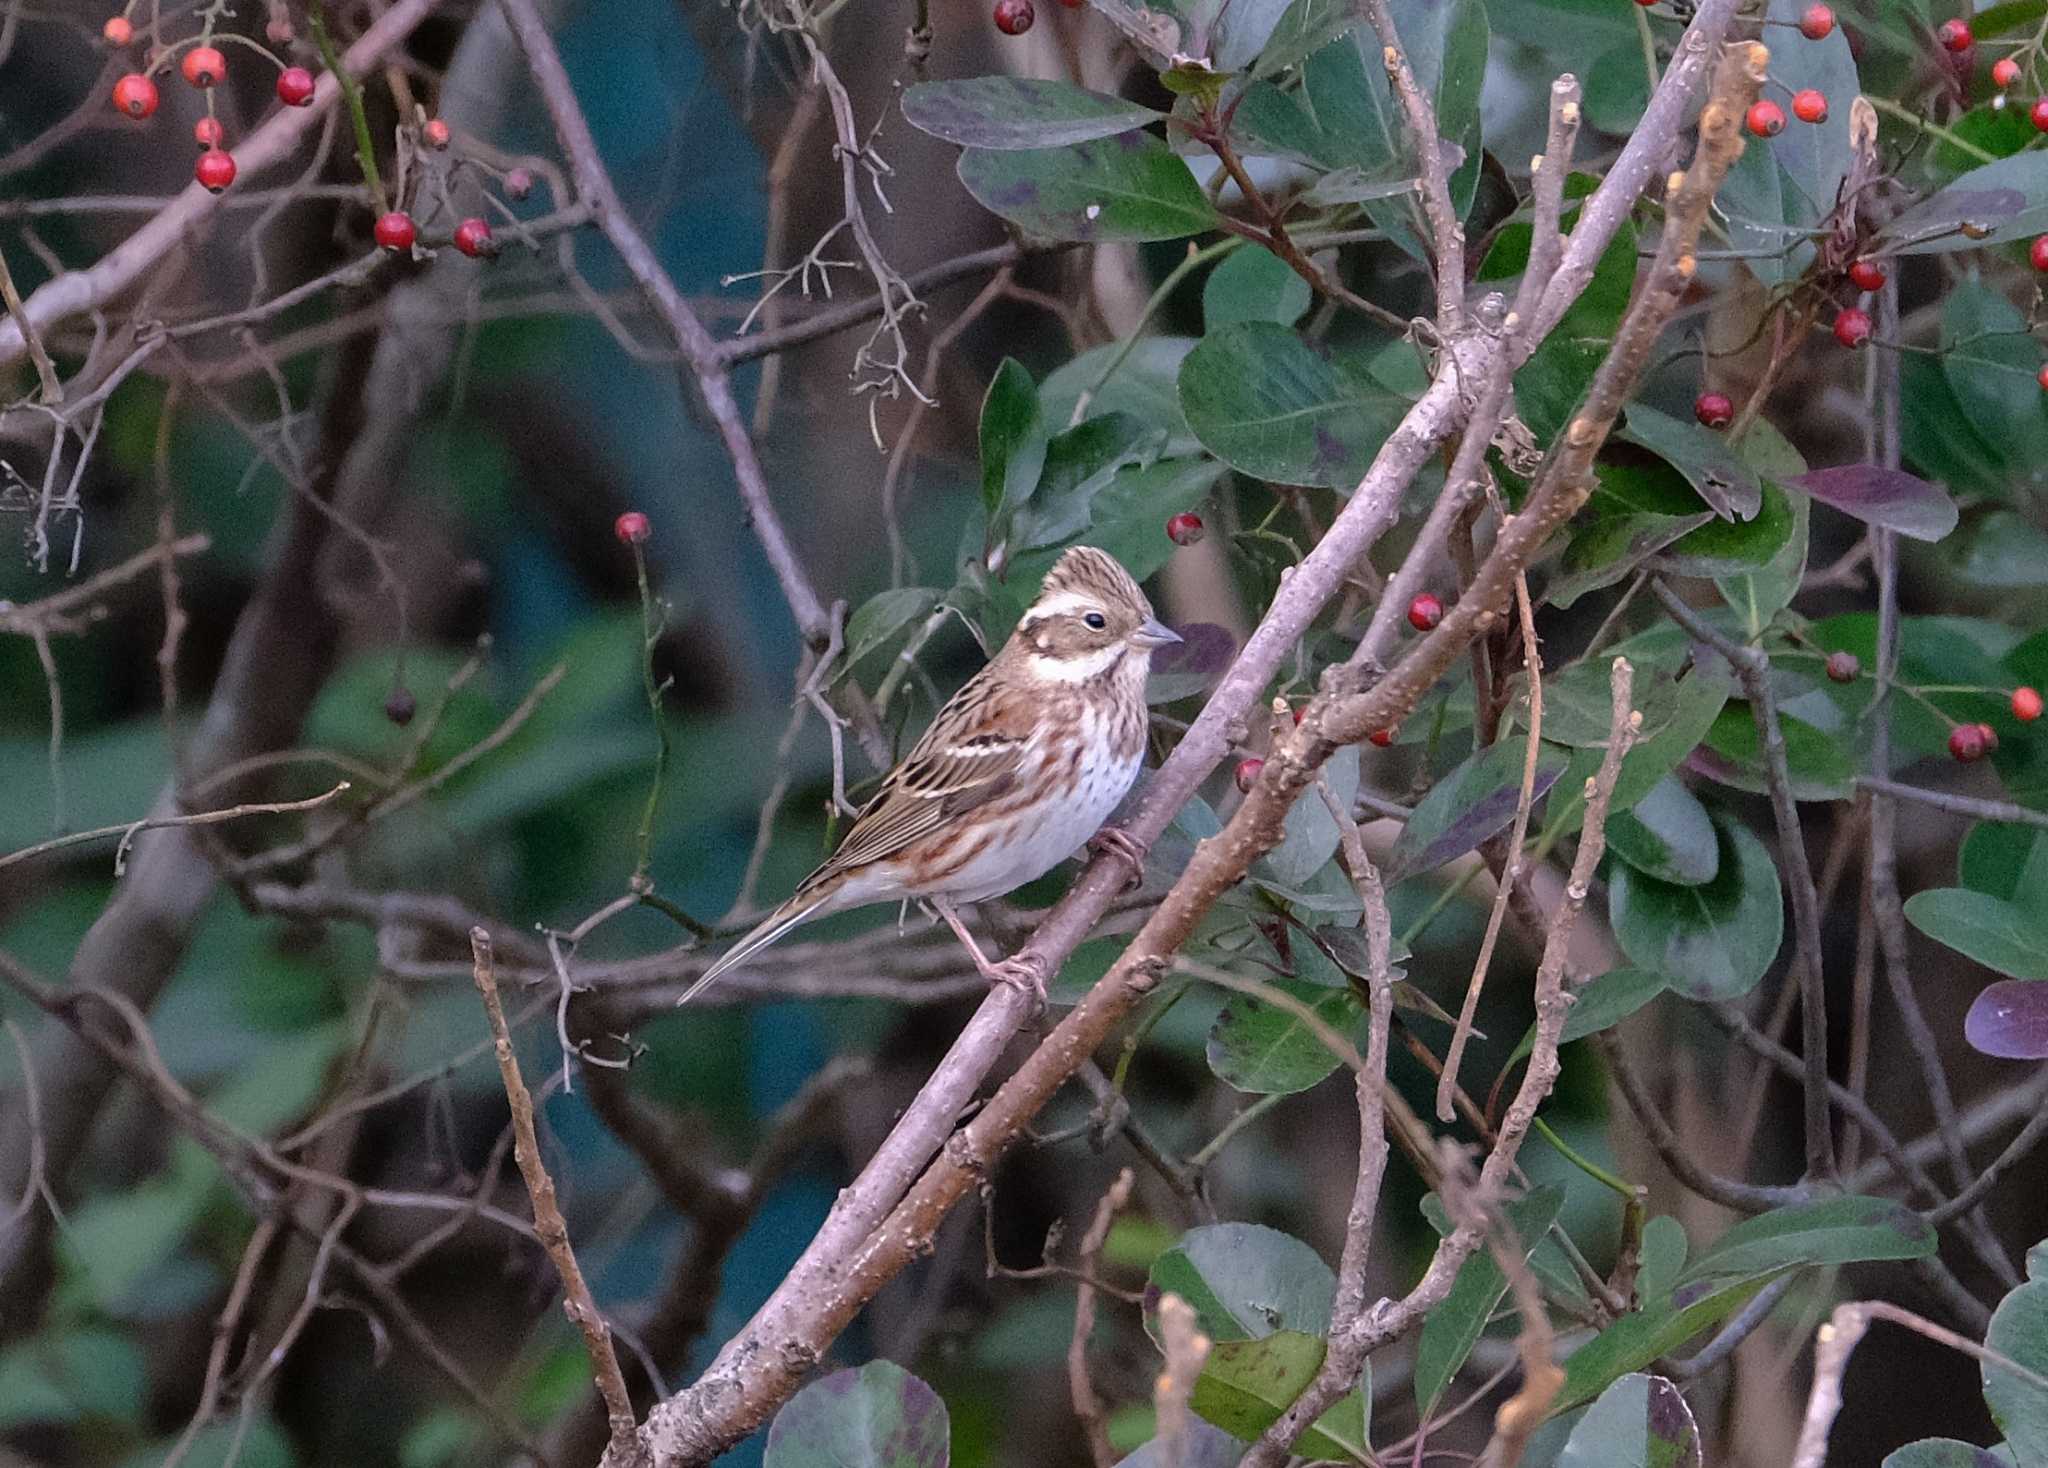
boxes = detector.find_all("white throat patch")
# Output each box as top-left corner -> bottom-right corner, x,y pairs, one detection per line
1026,644 -> 1127,683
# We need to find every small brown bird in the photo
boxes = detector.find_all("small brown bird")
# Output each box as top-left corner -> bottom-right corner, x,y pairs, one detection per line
683,546 -> 1179,1003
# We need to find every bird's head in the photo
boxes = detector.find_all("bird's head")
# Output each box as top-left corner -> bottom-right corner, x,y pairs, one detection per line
1008,546 -> 1180,683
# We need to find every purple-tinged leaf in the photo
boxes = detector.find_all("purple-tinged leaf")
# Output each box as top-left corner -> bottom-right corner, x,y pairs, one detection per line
1558,1373 -> 1703,1468
1384,738 -> 1569,884
1148,622 -> 1237,704
1881,1440 -> 2019,1468
1965,980 -> 2048,1060
1790,466 -> 1958,542
764,1361 -> 950,1468
902,77 -> 1163,150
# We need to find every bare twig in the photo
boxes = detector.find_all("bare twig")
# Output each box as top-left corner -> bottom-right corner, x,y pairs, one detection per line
1069,1169 -> 1136,1468
470,930 -> 644,1468
0,783 -> 350,876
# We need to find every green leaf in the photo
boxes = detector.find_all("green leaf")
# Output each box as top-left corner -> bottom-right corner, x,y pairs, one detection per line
1413,1186 -> 1565,1415
1901,352 -> 2011,501
56,1169 -> 212,1312
1903,888 -> 2048,980
1941,280 -> 2048,495
1113,1423 -> 1243,1468
0,1328 -> 147,1429
1253,0 -> 1363,76
1637,1216 -> 1689,1305
1882,149 -> 2048,255
1756,0 -> 1857,246
844,588 -> 942,670
1582,41 -> 1650,135
1660,480 -> 1797,578
1204,246 -> 1313,330
1557,1373 -> 1703,1468
1960,823 -> 2048,904
1716,487 -> 1809,639
1556,1270 -> 1789,1412
901,77 -> 1164,149
1679,1196 -> 1937,1287
1607,776 -> 1720,887
1188,1332 -> 1371,1462
958,135 -> 1220,241
1616,403 -> 1763,521
1882,1442 -> 2018,1468
1528,653 -> 1686,749
1206,976 -> 1364,1095
1261,746 -> 1360,887
1013,414 -> 1167,553
1384,737 -> 1570,884
1696,703 -> 1854,802
1508,967 -> 1669,1066
1149,1223 -> 1336,1342
1040,337 -> 1202,458
763,1361 -> 950,1468
1983,1279 -> 2048,1468
1947,511 -> 2048,587
1551,662 -> 1735,835
1179,323 -> 1405,489
980,357 -> 1048,543
1609,814 -> 1783,1002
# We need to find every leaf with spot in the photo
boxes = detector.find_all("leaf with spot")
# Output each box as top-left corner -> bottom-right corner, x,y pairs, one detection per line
959,134 -> 1219,242
901,77 -> 1164,149
1206,976 -> 1364,1095
1615,403 -> 1762,521
1179,322 -> 1407,489
763,1361 -> 950,1468
1148,1223 -> 1336,1342
1188,1331 -> 1371,1462
1557,1374 -> 1703,1468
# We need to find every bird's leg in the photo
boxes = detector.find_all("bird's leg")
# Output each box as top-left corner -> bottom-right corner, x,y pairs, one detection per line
933,900 -> 1048,1008
1086,825 -> 1148,890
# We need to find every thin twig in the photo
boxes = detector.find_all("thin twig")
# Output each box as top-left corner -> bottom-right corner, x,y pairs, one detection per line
470,930 -> 644,1468
0,783 -> 350,875
1068,1169 -> 1135,1468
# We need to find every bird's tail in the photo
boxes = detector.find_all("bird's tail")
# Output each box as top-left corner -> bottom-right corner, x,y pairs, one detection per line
678,887 -> 831,1006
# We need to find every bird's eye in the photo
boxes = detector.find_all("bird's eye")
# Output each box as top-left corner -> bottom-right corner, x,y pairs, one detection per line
1083,612 -> 1107,630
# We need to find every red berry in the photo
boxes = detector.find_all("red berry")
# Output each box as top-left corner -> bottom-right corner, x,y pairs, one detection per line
1407,592 -> 1443,632
505,167 -> 534,201
2038,363 -> 2048,392
102,14 -> 132,44
1848,258 -> 1887,292
1834,307 -> 1872,348
1694,391 -> 1735,429
1938,18 -> 1973,52
1631,0 -> 1654,8
193,115 -> 222,148
993,0 -> 1034,32
1059,0 -> 1083,7
373,211 -> 416,251
1369,727 -> 1397,748
384,688 -> 417,726
452,217 -> 495,258
1792,89 -> 1829,123
194,148 -> 235,193
1798,3 -> 1834,38
1166,511 -> 1206,547
181,44 -> 225,87
1825,650 -> 1860,683
614,510 -> 651,545
1747,100 -> 1786,137
1950,723 -> 1988,763
275,66 -> 315,106
2015,687 -> 2044,722
423,118 -> 451,150
1995,57 -> 2023,87
1979,722 -> 2001,753
1234,758 -> 1264,794
112,72 -> 158,117
2032,98 -> 2048,131
2032,236 -> 2048,273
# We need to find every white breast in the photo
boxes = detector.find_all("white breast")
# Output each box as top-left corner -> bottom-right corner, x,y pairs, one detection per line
934,703 -> 1143,904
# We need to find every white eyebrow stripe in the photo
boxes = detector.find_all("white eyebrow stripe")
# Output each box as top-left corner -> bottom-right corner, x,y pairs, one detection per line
1020,591 -> 1103,626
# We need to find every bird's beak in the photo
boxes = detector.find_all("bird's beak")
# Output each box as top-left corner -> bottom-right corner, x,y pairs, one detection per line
1130,617 -> 1182,649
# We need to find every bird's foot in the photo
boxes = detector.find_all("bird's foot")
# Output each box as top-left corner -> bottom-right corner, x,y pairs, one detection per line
982,951 -> 1049,1012
1087,826 -> 1148,891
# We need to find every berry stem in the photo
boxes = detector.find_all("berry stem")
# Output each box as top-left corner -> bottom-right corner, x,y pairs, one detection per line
308,0 -> 389,215
629,541 -> 671,889
1863,92 -> 1998,165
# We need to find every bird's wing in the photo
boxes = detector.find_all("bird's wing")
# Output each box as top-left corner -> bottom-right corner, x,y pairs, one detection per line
805,677 -> 1036,880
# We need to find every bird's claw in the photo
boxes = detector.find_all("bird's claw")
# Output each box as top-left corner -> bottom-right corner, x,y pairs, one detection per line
984,952 -> 1049,1012
1088,827 -> 1148,891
